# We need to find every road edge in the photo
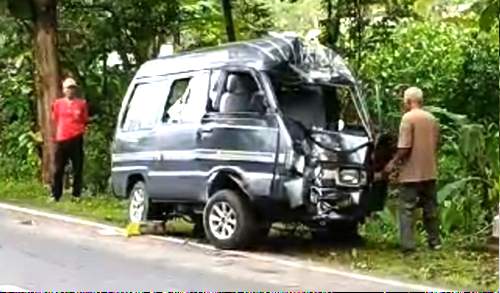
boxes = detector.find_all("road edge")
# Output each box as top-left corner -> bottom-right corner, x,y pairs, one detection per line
0,202 -> 452,292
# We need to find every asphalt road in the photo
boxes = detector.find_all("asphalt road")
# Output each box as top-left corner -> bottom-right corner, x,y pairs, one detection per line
0,208 -> 437,291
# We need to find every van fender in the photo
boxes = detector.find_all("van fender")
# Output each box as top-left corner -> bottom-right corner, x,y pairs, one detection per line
206,167 -> 251,200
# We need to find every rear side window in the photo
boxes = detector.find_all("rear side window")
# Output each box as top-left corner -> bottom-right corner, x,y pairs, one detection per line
162,78 -> 191,123
121,81 -> 169,131
162,71 -> 211,123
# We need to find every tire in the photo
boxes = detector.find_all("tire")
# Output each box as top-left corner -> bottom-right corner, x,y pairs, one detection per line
203,189 -> 257,249
128,181 -> 160,223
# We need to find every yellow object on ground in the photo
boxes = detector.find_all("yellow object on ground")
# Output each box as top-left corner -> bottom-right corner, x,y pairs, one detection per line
125,222 -> 141,237
125,221 -> 167,237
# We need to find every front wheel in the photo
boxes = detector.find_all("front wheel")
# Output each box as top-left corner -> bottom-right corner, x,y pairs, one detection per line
203,189 -> 257,249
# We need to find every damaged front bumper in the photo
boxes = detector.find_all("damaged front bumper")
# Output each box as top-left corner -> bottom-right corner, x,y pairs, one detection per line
308,186 -> 367,222
283,174 -> 386,223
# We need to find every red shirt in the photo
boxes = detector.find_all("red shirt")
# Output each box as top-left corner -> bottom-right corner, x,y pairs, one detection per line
52,97 -> 89,142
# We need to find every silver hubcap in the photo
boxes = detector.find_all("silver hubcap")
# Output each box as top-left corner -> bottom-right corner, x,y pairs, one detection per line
129,188 -> 145,223
209,202 -> 237,240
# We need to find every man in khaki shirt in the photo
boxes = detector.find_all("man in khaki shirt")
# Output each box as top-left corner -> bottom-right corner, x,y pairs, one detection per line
384,87 -> 441,252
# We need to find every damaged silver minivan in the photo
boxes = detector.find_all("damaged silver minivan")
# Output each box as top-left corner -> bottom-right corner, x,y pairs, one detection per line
111,33 -> 389,249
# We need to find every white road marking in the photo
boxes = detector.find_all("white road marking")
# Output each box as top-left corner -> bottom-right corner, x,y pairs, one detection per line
0,285 -> 29,292
97,227 -> 124,236
0,202 -> 452,291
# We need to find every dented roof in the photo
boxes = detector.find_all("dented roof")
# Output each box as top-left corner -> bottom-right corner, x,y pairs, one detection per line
135,34 -> 357,86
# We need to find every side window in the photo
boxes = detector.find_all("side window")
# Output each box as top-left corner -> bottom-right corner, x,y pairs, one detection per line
162,78 -> 191,123
217,72 -> 262,113
207,70 -> 222,112
162,71 -> 210,123
121,81 -> 169,132
182,72 -> 210,122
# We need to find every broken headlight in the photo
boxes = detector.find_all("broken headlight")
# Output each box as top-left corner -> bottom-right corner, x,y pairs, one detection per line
338,169 -> 367,187
339,169 -> 359,185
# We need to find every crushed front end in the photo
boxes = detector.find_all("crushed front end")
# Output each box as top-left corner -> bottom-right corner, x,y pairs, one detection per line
268,33 -> 390,224
301,129 -> 374,223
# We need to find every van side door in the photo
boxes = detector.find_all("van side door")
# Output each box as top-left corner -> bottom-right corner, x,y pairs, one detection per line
196,68 -> 281,199
146,70 -> 211,201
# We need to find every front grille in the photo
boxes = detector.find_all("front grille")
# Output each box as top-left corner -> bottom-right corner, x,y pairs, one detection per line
317,194 -> 353,214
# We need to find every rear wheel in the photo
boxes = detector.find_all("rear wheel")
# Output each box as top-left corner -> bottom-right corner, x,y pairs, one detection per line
203,189 -> 257,249
128,181 -> 161,222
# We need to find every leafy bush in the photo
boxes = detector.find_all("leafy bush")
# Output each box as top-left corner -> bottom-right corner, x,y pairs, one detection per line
357,20 -> 498,246
360,21 -> 498,128
0,32 -> 40,180
83,125 -> 112,194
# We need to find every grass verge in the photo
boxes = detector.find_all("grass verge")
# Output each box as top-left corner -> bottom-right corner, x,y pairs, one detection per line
0,179 -> 497,290
0,179 -> 129,226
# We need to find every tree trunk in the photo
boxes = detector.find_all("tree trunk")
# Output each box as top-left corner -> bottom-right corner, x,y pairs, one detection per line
324,0 -> 341,49
221,0 -> 236,42
32,0 -> 61,184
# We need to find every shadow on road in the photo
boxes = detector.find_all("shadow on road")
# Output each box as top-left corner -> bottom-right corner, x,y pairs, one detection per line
164,223 -> 366,255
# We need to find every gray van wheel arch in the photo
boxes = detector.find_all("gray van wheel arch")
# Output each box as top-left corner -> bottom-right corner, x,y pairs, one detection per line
127,174 -> 165,221
205,171 -> 269,226
126,174 -> 146,198
207,172 -> 251,201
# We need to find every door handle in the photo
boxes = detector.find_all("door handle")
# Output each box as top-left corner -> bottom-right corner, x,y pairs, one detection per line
200,127 -> 214,133
197,126 -> 214,140
199,123 -> 215,133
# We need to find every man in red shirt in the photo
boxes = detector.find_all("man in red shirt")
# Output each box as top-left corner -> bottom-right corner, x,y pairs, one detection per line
51,77 -> 89,201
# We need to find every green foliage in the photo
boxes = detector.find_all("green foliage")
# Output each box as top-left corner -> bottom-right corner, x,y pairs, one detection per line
360,21 -> 498,128
479,0 -> 499,31
413,0 -> 437,16
269,0 -> 324,35
0,15 -> 39,179
180,0 -> 274,49
234,0 -> 273,39
5,0 -> 33,20
361,22 -> 464,126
